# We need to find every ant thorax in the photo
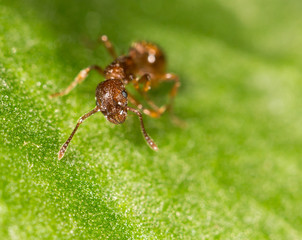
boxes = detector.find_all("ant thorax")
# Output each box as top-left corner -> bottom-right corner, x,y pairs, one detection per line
104,56 -> 135,83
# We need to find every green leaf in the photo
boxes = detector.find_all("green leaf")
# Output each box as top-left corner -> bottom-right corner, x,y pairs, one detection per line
1,0 -> 302,239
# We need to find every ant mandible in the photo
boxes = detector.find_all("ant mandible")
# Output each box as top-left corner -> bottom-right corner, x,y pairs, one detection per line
51,35 -> 180,160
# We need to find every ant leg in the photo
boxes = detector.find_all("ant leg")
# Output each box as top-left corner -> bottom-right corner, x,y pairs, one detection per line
99,35 -> 117,59
155,73 -> 180,112
58,106 -> 100,160
132,73 -> 151,92
127,93 -> 164,118
50,65 -> 104,98
126,106 -> 158,151
157,73 -> 186,126
131,74 -> 161,111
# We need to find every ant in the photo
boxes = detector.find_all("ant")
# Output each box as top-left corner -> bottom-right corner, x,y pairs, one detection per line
51,35 -> 180,160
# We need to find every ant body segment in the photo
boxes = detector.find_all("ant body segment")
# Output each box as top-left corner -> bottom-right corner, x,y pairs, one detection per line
51,35 -> 180,160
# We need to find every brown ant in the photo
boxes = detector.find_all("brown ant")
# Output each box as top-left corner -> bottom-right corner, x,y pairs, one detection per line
51,35 -> 180,160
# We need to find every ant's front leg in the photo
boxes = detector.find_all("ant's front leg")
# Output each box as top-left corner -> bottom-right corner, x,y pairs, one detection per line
131,74 -> 162,111
133,73 -> 151,92
50,65 -> 104,98
127,92 -> 165,118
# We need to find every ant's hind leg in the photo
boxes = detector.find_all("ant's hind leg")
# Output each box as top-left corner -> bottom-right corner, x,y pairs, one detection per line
50,65 -> 104,98
99,35 -> 117,59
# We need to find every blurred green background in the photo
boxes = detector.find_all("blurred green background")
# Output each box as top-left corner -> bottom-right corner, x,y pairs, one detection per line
1,0 -> 302,239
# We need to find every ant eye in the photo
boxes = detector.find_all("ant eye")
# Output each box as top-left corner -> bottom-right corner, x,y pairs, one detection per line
122,90 -> 128,98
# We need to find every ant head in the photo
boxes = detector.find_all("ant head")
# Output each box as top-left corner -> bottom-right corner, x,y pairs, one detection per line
96,79 -> 128,124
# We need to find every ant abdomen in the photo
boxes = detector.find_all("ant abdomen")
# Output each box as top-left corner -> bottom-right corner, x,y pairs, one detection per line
129,41 -> 166,76
96,79 -> 128,124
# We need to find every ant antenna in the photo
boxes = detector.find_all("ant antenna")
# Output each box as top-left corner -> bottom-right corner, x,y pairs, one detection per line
58,107 -> 100,160
126,106 -> 158,151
